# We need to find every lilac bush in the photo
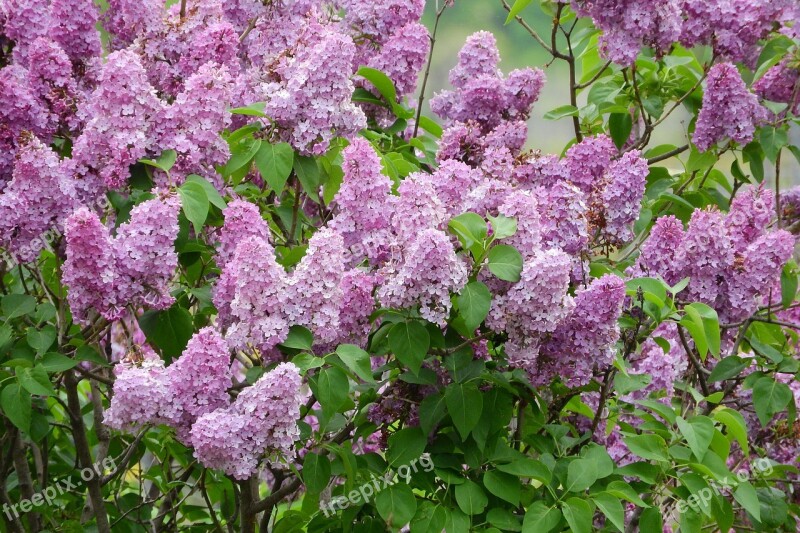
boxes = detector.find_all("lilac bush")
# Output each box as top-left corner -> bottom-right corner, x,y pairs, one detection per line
0,0 -> 798,531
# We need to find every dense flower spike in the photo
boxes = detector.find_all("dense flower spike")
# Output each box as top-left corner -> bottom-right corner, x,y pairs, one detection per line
3,0 -> 51,63
190,363 -> 305,479
62,208 -> 124,324
115,194 -> 181,310
489,249 -> 574,376
753,59 -> 800,115
69,50 -> 162,198
0,65 -> 52,182
693,63 -> 768,152
564,134 -> 617,194
378,228 -> 469,325
153,62 -> 234,184
162,328 -> 232,441
217,200 -> 271,268
329,138 -> 394,264
285,228 -> 346,345
265,24 -> 366,155
103,349 -> 172,431
629,215 -> 685,285
573,0 -> 682,65
63,195 -> 180,325
102,0 -> 164,50
214,236 -> 290,354
25,38 -> 81,133
595,150 -> 648,245
48,0 -> 101,63
431,31 -> 545,131
539,274 -> 626,387
0,135 -> 74,262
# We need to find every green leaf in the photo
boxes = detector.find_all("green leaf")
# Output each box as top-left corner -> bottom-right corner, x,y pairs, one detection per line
713,408 -> 750,456
357,67 -> 398,105
522,502 -> 561,533
780,262 -> 798,309
487,214 -> 517,239
593,493 -> 625,532
313,366 -> 349,413
681,302 -> 721,359
17,366 -> 55,396
294,155 -> 322,202
140,149 -> 177,172
388,321 -> 430,375
562,497 -> 593,533
40,352 -> 77,373
487,508 -> 521,532
411,503 -> 448,533
733,482 -> 761,523
487,245 -> 523,282
229,102 -> 266,116
543,105 -> 579,120
2,294 -> 36,319
484,470 -> 521,506
752,376 -> 793,426
1,384 -> 31,433
444,382 -> 483,440
609,113 -> 633,150
454,480 -> 487,516
504,0 -> 533,23
185,174 -> 226,209
759,126 -> 788,162
675,416 -> 715,461
457,281 -> 491,331
387,427 -> 427,467
280,325 -> 314,351
417,116 -> 443,138
639,508 -> 663,532
496,458 -> 551,484
335,344 -> 374,383
26,325 -> 56,354
623,434 -> 669,462
449,212 -> 488,249
302,452 -> 330,494
138,305 -> 194,361
254,142 -> 294,193
291,353 -> 324,374
179,181 -> 210,234
418,392 -> 447,434
708,356 -> 749,382
566,459 -> 598,492
376,484 -> 417,527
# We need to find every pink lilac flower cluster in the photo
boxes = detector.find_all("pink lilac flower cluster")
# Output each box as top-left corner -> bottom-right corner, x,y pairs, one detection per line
574,0 -> 797,67
631,185 -> 794,324
693,63 -> 768,153
430,36 -> 648,255
2,0 -> 427,197
0,135 -> 75,262
214,201 -> 377,355
190,362 -> 306,479
753,59 -> 800,116
431,32 -> 545,132
62,194 -> 181,325
105,328 -> 233,442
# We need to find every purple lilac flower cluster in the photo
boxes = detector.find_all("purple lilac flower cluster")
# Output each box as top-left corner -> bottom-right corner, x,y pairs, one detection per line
574,0 -> 797,67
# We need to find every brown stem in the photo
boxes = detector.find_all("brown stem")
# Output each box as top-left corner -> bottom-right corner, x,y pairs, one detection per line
238,477 -> 258,533
12,432 -> 40,531
775,149 -> 783,228
412,4 -> 447,138
65,371 -> 111,532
